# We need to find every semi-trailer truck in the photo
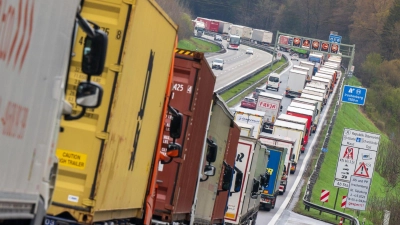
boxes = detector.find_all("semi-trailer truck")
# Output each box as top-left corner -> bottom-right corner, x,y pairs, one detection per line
210,122 -> 241,224
273,120 -> 305,174
285,69 -> 308,98
45,0 -> 179,224
255,92 -> 283,134
193,95 -> 239,224
292,65 -> 311,83
0,1 -> 106,224
233,107 -> 265,139
224,137 -> 269,224
259,133 -> 295,196
259,144 -> 287,211
252,29 -> 273,45
154,48 -> 216,224
278,114 -> 309,150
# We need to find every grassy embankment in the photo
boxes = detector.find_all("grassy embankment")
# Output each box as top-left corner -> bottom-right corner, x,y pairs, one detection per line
220,58 -> 288,107
178,37 -> 220,52
294,77 -> 390,225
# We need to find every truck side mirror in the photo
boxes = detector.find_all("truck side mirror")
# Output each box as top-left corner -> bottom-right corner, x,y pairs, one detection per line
260,175 -> 268,187
167,143 -> 182,158
250,179 -> 260,199
222,165 -> 233,191
204,165 -> 216,176
76,82 -> 103,108
291,154 -> 296,161
206,139 -> 218,163
280,105 -> 283,112
170,112 -> 183,139
234,170 -> 243,192
82,29 -> 108,76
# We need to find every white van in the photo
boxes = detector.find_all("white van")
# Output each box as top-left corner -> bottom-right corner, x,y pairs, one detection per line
266,73 -> 281,91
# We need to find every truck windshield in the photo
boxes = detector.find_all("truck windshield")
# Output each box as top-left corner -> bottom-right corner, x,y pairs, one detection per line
230,37 -> 240,45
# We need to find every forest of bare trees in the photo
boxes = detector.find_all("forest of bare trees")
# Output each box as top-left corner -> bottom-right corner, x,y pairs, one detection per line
156,0 -> 400,223
154,0 -> 193,40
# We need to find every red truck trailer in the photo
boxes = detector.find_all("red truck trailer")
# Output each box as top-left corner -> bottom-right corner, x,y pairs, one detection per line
196,17 -> 211,31
153,49 -> 216,223
209,20 -> 221,32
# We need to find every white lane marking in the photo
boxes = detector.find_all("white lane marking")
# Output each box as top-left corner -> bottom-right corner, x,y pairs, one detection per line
267,69 -> 341,225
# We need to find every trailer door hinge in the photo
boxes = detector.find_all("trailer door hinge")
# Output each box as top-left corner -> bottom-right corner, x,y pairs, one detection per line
109,64 -> 122,73
82,198 -> 95,207
122,0 -> 134,5
96,131 -> 109,140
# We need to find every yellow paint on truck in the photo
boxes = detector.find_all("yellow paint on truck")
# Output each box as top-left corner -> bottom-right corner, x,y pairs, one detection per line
47,0 -> 178,223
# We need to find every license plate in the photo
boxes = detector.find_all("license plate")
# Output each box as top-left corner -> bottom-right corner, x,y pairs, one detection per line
44,218 -> 57,225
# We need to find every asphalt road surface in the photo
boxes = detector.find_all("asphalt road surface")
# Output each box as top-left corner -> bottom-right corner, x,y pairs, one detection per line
202,37 -> 273,91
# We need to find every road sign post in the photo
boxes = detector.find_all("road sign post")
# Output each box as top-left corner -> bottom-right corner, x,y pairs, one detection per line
341,85 -> 367,105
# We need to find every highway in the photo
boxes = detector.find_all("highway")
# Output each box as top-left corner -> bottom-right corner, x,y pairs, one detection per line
202,38 -> 273,91
250,53 -> 338,225
206,44 -> 338,225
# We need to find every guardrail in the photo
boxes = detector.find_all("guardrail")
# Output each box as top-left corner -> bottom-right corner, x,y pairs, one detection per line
193,36 -> 227,54
225,61 -> 289,103
302,66 -> 360,225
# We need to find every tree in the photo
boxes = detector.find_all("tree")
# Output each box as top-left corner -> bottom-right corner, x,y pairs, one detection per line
350,0 -> 393,66
155,0 -> 194,40
381,0 -> 400,59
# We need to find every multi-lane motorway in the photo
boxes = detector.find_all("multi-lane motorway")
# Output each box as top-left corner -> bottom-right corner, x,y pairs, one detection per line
203,39 -> 334,225
204,39 -> 273,91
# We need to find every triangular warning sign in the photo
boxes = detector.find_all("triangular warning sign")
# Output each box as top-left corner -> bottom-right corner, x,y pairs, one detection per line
354,162 -> 369,178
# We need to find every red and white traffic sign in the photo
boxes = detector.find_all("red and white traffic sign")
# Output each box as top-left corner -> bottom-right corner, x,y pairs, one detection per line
354,162 -> 369,178
341,196 -> 347,208
320,189 -> 330,202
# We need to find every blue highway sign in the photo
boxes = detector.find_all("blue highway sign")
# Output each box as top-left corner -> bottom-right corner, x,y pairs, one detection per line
329,34 -> 342,44
341,85 -> 367,105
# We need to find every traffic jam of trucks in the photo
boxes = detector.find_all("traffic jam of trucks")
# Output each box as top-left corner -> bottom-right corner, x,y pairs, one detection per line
0,1 -> 344,224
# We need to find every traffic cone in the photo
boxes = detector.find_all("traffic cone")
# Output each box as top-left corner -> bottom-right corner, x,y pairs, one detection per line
338,217 -> 343,225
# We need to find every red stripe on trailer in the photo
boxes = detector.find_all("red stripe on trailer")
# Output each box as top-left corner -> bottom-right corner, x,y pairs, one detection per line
279,185 -> 284,192
320,189 -> 330,202
341,196 -> 347,208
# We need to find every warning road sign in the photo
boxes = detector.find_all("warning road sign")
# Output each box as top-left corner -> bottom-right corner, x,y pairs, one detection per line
334,146 -> 359,185
354,162 -> 369,178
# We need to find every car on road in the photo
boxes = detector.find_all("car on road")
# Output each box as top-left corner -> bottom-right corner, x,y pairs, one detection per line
214,35 -> 222,41
240,97 -> 257,109
246,48 -> 254,55
253,87 -> 267,99
291,53 -> 299,61
266,73 -> 281,91
212,58 -> 224,70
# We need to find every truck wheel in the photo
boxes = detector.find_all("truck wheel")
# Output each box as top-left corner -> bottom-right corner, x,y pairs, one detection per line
279,191 -> 283,195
